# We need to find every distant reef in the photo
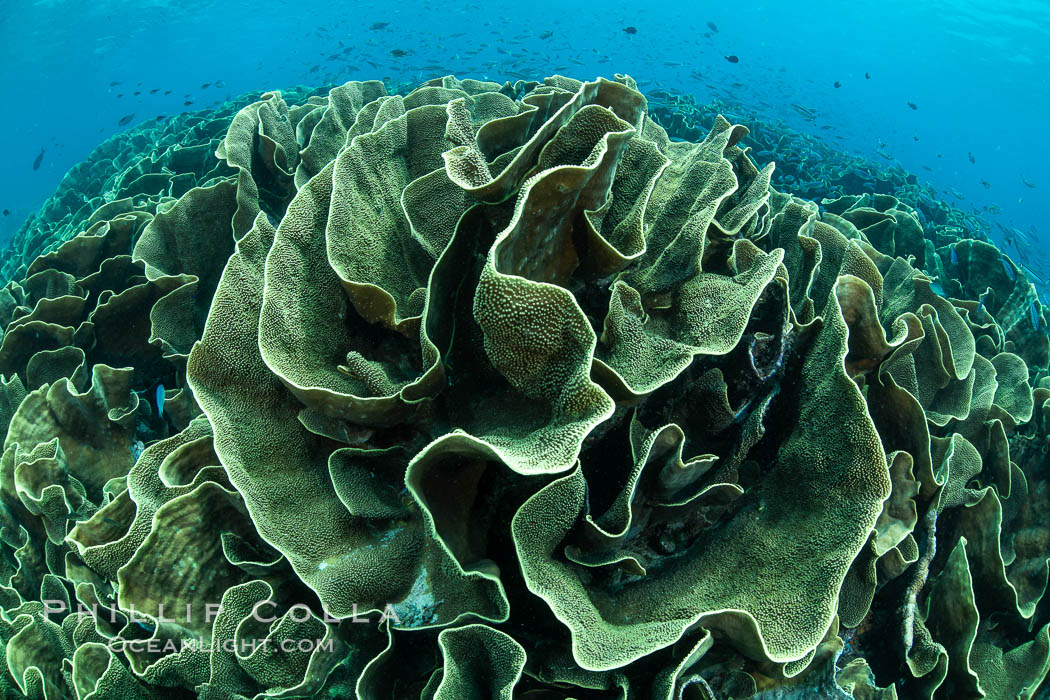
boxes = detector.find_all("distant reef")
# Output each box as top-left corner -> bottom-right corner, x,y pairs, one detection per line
0,74 -> 1047,699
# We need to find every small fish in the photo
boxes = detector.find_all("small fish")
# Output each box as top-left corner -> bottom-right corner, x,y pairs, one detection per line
968,152 -> 976,164
109,80 -> 121,87
133,90 -> 141,96
1022,264 -> 1045,285
2,209 -> 8,216
214,80 -> 225,88
539,30 -> 553,39
929,280 -> 947,297
184,100 -> 193,106
309,64 -> 320,73
149,88 -> 159,94
164,90 -> 172,95
370,21 -> 388,30
706,21 -> 719,33
833,81 -> 841,88
951,246 -> 959,266
623,26 -> 638,34
118,113 -> 135,126
102,517 -> 121,526
1030,300 -> 1040,331
724,54 -> 739,63
865,72 -> 871,79
1021,176 -> 1036,188
200,82 -> 211,89
981,180 -> 990,189
390,48 -> 410,57
1001,255 -> 1017,281
975,289 -> 989,315
907,102 -> 918,110
33,148 -> 45,170
156,384 -> 166,418
913,135 -> 919,141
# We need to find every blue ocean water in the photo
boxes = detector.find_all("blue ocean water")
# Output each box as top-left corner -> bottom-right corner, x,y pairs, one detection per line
0,0 -> 1046,266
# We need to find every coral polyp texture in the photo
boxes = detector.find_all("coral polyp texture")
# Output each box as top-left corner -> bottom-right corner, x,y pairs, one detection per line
0,74 -> 1047,699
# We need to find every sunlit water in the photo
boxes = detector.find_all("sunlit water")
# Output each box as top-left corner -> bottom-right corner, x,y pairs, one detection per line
1,0 -> 1046,264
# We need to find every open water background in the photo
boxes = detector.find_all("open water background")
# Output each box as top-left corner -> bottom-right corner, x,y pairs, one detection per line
0,0 -> 1046,259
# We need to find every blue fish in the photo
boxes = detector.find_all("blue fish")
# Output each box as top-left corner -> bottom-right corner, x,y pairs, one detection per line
951,247 -> 958,266
975,289 -> 989,315
1002,255 -> 1016,282
929,280 -> 947,297
1030,300 -> 1040,331
155,384 -> 166,419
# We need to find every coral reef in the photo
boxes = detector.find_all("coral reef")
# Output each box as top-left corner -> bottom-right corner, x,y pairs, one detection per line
0,74 -> 1047,699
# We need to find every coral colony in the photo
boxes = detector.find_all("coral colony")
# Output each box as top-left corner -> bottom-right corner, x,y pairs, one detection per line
0,75 -> 1047,698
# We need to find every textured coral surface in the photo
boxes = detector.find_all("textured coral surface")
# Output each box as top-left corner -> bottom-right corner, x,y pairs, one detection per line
0,74 -> 1047,699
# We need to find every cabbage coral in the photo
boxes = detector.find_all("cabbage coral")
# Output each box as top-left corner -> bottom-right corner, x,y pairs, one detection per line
0,74 -> 1046,700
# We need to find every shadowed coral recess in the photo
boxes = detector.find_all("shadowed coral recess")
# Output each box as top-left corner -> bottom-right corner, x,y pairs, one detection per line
0,74 -> 1047,699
